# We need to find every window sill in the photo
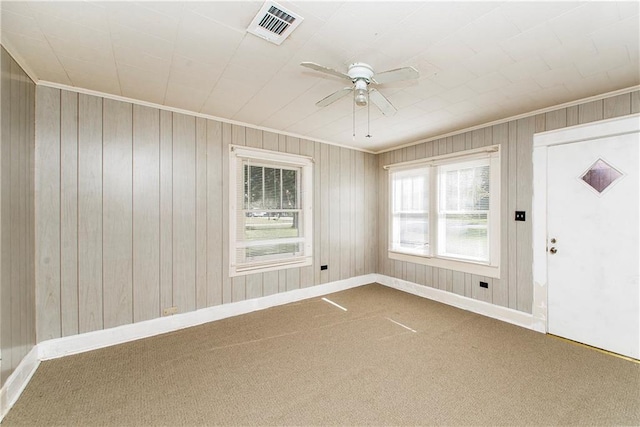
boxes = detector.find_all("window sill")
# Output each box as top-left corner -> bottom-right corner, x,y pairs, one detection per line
230,257 -> 312,277
388,250 -> 500,279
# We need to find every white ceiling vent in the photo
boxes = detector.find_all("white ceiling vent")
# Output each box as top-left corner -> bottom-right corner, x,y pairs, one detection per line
247,1 -> 303,45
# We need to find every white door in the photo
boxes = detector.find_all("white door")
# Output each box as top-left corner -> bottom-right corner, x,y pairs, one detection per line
547,129 -> 639,359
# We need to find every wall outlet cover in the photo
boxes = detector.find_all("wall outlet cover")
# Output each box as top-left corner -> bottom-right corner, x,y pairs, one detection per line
162,306 -> 178,316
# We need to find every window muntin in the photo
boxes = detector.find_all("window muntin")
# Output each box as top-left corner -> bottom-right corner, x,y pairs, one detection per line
230,146 -> 312,276
387,147 -> 500,278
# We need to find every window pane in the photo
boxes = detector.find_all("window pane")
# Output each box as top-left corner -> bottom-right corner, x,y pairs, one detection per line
241,242 -> 303,261
391,168 -> 429,255
264,167 -> 281,209
392,213 -> 429,255
438,161 -> 490,262
282,169 -> 297,209
441,213 -> 488,261
244,212 -> 300,241
248,165 -> 264,209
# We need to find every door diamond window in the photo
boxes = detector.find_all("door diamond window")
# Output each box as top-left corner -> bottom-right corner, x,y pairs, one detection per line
581,159 -> 623,194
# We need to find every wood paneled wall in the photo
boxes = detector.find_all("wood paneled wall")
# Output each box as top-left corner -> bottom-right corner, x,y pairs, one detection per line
0,47 -> 36,386
34,86 -> 378,341
378,90 -> 640,314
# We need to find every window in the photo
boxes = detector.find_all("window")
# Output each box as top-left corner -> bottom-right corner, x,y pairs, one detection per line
229,146 -> 313,276
388,146 -> 500,278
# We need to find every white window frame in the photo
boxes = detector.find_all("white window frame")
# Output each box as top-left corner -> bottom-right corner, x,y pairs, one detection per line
386,145 -> 501,278
229,145 -> 313,277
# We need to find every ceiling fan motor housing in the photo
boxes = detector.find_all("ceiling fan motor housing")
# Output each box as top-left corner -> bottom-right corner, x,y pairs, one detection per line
348,63 -> 374,83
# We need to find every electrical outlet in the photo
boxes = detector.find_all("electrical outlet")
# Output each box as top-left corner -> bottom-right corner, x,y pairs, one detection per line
479,281 -> 489,289
515,211 -> 526,221
320,265 -> 328,271
162,306 -> 178,316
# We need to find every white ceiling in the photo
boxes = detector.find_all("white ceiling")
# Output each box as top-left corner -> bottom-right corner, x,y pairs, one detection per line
1,1 -> 638,152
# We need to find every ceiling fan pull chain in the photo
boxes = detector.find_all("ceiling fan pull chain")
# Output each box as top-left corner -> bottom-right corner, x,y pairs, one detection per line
353,87 -> 356,140
366,89 -> 372,138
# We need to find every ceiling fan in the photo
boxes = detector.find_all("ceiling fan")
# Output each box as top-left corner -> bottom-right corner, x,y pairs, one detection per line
300,61 -> 420,116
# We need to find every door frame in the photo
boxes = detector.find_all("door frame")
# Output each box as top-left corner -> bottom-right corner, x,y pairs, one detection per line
531,113 -> 640,334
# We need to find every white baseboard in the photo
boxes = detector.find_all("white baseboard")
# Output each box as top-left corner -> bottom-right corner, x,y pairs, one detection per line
38,274 -> 377,361
375,274 -> 538,331
0,346 -> 40,422
0,274 -> 375,422
2,272 -> 539,422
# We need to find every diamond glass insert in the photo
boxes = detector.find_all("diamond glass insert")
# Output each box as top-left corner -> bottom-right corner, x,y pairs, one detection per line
581,159 -> 623,194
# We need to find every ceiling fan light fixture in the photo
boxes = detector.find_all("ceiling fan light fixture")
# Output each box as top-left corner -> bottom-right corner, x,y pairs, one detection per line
355,88 -> 368,106
354,79 -> 368,106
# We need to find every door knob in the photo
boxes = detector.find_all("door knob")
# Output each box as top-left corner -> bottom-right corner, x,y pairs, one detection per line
549,247 -> 557,254
550,238 -> 557,244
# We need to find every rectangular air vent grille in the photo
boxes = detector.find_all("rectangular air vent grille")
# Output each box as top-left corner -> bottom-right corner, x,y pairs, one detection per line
247,1 -> 303,45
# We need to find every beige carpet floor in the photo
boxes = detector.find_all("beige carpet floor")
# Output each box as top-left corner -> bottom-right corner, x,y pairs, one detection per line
3,283 -> 639,426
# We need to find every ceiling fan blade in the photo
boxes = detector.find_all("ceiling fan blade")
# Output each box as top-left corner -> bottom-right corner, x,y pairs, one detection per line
372,66 -> 419,85
301,62 -> 351,81
369,89 -> 397,116
316,87 -> 353,107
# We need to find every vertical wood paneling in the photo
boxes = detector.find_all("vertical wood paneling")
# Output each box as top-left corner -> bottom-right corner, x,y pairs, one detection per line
0,48 -> 11,382
27,73 -> 36,361
578,100 -> 603,124
206,120 -> 223,306
34,86 -> 61,341
102,99 -> 133,329
603,93 -> 631,119
1,49 -> 37,383
328,145 -> 340,282
313,141 -> 322,285
365,153 -> 377,275
195,118 -> 208,308
173,113 -> 196,312
515,117 -> 534,313
159,110 -> 173,312
60,90 -> 78,336
15,62 -> 27,360
320,142 -> 330,284
566,105 -> 579,126
133,105 -> 160,322
507,121 -> 518,310
631,91 -> 640,113
77,94 -> 103,333
452,271 -> 465,296
471,274 -> 492,303
299,139 -> 315,288
355,150 -> 365,276
221,123 -> 232,303
535,113 -> 546,133
339,148 -> 351,280
545,109 -> 567,131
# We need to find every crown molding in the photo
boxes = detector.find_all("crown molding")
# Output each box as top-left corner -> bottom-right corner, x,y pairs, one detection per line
36,80 -> 377,154
375,85 -> 640,154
